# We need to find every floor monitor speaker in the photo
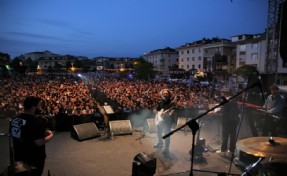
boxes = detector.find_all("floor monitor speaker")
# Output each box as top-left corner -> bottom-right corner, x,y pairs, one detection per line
132,152 -> 156,176
71,122 -> 100,141
109,120 -> 133,136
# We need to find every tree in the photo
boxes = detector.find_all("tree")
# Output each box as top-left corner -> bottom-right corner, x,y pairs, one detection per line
25,58 -> 38,72
234,65 -> 257,79
9,57 -> 26,74
133,58 -> 154,80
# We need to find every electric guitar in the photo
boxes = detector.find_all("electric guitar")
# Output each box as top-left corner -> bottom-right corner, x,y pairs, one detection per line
155,108 -> 175,125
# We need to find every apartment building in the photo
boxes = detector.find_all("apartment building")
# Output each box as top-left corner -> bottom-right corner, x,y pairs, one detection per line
176,39 -> 205,72
143,47 -> 178,75
232,34 -> 266,73
175,38 -> 235,81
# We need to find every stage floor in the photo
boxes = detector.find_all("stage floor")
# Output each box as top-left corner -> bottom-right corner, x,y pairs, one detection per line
0,115 -> 246,176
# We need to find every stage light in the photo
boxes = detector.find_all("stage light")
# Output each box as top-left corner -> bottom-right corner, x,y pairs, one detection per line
132,152 -> 156,176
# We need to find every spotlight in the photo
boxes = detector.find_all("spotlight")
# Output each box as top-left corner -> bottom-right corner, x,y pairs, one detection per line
132,152 -> 156,176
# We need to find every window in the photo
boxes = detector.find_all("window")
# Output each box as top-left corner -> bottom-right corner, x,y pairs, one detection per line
187,50 -> 190,54
181,51 -> 184,54
198,57 -> 201,61
192,49 -> 195,53
198,48 -> 201,52
181,58 -> 184,62
251,43 -> 258,49
192,65 -> 195,69
251,53 -> 258,60
181,65 -> 184,69
187,57 -> 189,61
198,64 -> 201,69
187,65 -> 190,69
192,57 -> 195,61
240,44 -> 246,51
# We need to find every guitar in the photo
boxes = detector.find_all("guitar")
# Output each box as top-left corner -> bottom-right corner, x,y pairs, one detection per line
155,108 -> 175,125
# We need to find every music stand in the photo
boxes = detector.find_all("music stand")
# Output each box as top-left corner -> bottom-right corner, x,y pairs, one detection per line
98,105 -> 114,139
103,105 -> 115,114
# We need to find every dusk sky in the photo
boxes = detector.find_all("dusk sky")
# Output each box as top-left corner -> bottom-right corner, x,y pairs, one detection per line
0,0 -> 268,59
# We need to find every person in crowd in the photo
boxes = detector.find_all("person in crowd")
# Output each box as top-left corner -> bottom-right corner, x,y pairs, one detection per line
10,96 -> 54,176
217,92 -> 240,157
262,84 -> 285,136
153,89 -> 176,155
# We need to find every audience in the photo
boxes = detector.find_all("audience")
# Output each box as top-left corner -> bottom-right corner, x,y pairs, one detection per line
0,73 -> 219,123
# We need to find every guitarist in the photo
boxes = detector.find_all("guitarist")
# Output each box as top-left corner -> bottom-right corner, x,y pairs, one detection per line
153,89 -> 176,155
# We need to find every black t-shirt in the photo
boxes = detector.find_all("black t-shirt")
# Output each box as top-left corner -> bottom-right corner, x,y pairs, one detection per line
11,113 -> 46,164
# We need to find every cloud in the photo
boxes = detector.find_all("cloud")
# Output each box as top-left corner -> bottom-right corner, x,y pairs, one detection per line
3,31 -> 63,41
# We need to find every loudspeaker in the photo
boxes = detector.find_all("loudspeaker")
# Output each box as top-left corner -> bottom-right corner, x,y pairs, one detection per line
109,120 -> 133,136
71,122 -> 100,141
280,1 -> 287,63
132,152 -> 156,176
146,119 -> 156,133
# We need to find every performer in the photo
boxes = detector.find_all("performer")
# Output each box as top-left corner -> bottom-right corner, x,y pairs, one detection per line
10,96 -> 54,176
217,94 -> 240,157
262,84 -> 285,136
154,89 -> 176,154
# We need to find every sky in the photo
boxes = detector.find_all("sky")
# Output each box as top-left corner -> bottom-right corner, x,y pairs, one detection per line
0,0 -> 268,59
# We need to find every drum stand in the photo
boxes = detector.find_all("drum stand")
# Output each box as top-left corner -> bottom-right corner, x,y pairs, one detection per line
241,158 -> 264,176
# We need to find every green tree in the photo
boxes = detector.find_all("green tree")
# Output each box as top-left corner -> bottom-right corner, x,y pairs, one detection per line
54,62 -> 63,72
234,65 -> 257,79
133,58 -> 154,80
9,57 -> 26,74
66,60 -> 72,70
25,58 -> 38,72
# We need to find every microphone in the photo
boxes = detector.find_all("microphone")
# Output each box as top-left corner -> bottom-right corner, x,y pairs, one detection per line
256,71 -> 265,102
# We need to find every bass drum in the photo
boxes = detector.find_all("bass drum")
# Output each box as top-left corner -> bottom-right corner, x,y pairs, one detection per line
259,161 -> 287,176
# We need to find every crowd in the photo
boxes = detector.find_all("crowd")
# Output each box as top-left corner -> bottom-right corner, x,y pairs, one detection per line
1,73 -> 219,120
0,74 -> 98,119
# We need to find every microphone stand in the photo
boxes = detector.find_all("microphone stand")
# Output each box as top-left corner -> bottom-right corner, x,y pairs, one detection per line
163,82 -> 260,176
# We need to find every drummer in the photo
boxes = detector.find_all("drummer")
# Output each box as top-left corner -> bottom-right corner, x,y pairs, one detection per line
262,84 -> 285,136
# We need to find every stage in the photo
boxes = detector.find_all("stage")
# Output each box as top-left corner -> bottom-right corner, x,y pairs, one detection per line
0,115 -> 247,176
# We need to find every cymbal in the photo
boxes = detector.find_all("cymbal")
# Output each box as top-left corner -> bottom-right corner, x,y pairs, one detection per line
236,137 -> 287,158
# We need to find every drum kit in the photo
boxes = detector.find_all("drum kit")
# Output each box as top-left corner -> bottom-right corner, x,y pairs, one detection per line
236,136 -> 287,176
